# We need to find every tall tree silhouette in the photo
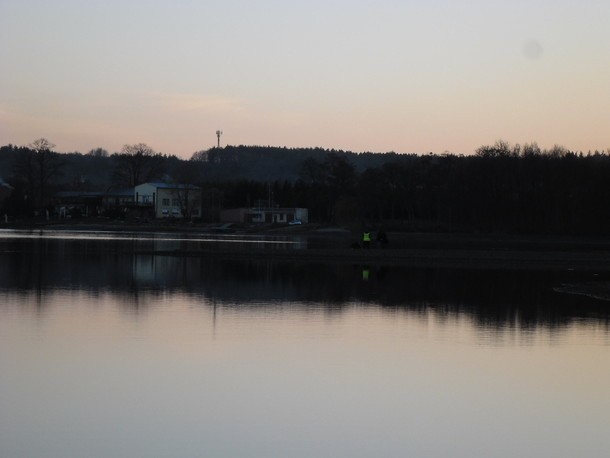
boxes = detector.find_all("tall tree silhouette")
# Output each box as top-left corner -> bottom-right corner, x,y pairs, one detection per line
13,138 -> 63,211
112,143 -> 163,187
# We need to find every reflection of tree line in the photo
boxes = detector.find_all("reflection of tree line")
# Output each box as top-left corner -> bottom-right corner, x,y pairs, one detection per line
2,241 -> 609,330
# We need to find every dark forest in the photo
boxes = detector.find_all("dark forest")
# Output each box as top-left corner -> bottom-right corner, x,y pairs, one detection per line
1,140 -> 610,235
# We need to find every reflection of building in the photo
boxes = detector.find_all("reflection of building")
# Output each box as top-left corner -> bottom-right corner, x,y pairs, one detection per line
134,182 -> 201,219
220,207 -> 308,224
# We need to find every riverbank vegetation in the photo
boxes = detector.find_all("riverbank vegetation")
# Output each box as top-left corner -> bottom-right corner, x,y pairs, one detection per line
1,140 -> 610,235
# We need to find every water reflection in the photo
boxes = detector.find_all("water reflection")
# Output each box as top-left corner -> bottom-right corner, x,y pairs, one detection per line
0,228 -> 306,250
3,234 -> 610,458
1,231 -> 609,336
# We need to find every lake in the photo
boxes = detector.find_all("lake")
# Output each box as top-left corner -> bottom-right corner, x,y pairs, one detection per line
1,230 -> 610,457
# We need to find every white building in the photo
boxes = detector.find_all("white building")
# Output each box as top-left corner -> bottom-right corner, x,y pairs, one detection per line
220,207 -> 308,224
134,182 -> 201,219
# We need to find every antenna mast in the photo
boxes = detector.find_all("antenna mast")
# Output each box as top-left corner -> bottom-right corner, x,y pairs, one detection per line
216,130 -> 223,148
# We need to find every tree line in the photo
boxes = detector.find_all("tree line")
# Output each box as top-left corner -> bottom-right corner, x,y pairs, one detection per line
1,139 -> 610,234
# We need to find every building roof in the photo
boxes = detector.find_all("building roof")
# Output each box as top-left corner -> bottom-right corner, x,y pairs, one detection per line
137,182 -> 200,190
56,189 -> 134,199
56,191 -> 104,198
105,188 -> 134,197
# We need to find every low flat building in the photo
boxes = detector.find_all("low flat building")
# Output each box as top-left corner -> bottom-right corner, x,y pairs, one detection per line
220,207 -> 308,224
55,191 -> 103,217
102,188 -> 134,209
54,189 -> 134,218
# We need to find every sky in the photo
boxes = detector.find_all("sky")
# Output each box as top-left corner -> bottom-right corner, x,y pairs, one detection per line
1,0 -> 609,158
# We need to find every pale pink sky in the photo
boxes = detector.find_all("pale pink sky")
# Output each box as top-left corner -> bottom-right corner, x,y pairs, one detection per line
1,0 -> 609,157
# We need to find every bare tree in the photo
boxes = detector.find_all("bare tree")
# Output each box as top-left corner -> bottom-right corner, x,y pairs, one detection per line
172,161 -> 202,220
475,140 -> 514,158
113,143 -> 163,187
87,147 -> 109,157
14,138 -> 64,211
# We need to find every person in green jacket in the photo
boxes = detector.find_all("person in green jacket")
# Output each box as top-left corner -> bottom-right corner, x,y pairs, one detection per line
362,231 -> 371,248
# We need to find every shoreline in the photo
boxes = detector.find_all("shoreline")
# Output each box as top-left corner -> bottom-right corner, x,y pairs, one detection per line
3,222 -> 610,272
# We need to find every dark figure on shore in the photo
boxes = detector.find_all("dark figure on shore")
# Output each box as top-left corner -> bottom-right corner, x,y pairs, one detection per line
362,265 -> 371,281
362,231 -> 371,248
376,229 -> 388,248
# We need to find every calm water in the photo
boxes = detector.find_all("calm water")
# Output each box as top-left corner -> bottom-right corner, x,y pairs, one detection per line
1,230 -> 610,458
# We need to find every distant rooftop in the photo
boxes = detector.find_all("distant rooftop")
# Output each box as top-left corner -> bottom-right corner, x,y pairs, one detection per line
139,182 -> 201,190
106,188 -> 134,196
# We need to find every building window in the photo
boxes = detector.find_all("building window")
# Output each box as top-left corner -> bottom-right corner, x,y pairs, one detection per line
162,198 -> 170,206
172,198 -> 180,206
